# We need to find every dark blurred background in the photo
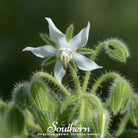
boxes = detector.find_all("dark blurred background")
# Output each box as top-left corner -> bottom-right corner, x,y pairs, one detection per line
0,0 -> 138,100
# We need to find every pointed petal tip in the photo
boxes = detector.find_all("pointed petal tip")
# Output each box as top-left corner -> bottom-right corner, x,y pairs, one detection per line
22,47 -> 30,52
44,17 -> 50,21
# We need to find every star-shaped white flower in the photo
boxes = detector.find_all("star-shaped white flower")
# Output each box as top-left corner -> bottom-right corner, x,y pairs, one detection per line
23,17 -> 102,84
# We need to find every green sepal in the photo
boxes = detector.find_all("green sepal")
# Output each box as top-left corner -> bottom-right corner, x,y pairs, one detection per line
76,48 -> 94,54
60,95 -> 78,113
30,80 -> 48,110
42,56 -> 57,66
92,110 -> 109,137
6,106 -> 25,137
40,34 -> 56,47
130,93 -> 138,126
66,25 -> 73,42
69,60 -> 76,70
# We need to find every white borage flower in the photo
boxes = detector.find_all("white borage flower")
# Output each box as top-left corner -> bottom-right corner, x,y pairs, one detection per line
22,17 -> 102,84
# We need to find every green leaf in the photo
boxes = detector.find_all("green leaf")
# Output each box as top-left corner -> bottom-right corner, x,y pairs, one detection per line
76,48 -> 94,54
60,95 -> 78,113
42,56 -> 57,66
117,131 -> 138,138
69,60 -> 76,70
66,25 -> 73,42
40,34 -> 56,47
6,106 -> 25,137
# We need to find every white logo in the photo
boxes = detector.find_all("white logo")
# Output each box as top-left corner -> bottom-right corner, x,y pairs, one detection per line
47,121 -> 90,133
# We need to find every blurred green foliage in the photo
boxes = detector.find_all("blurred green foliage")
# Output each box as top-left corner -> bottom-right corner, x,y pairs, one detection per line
0,0 -> 138,100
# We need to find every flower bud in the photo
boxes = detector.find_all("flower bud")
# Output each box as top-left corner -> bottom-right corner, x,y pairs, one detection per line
13,83 -> 31,110
6,106 -> 25,137
130,93 -> 138,126
105,39 -> 129,62
0,100 -> 8,115
30,80 -> 47,110
110,79 -> 130,115
92,110 -> 109,138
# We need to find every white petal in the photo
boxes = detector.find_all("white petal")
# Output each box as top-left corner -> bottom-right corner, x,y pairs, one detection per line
73,53 -> 102,71
54,60 -> 66,84
70,22 -> 90,51
58,37 -> 67,49
45,17 -> 65,46
22,45 -> 56,58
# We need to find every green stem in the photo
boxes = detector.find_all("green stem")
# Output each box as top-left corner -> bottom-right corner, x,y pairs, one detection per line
33,72 -> 70,96
77,99 -> 85,138
80,99 -> 85,122
91,72 -> 121,93
70,65 -> 81,95
116,113 -> 129,137
23,129 -> 28,138
82,43 -> 106,93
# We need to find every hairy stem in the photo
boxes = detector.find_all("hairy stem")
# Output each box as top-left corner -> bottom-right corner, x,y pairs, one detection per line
80,99 -> 85,122
82,43 -> 106,93
116,113 -> 129,137
70,65 -> 81,95
33,72 -> 70,96
91,72 -> 120,93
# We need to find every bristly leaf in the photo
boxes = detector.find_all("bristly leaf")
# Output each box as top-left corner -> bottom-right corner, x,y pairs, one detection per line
69,60 -> 76,70
40,34 -> 56,47
66,25 -> 73,42
76,48 -> 94,54
42,56 -> 57,66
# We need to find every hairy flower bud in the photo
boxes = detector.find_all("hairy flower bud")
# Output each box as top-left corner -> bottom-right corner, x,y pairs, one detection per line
6,106 -> 25,137
13,83 -> 31,110
130,93 -> 138,126
105,39 -> 129,62
0,100 -> 8,115
110,79 -> 130,115
92,110 -> 109,138
30,80 -> 48,110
